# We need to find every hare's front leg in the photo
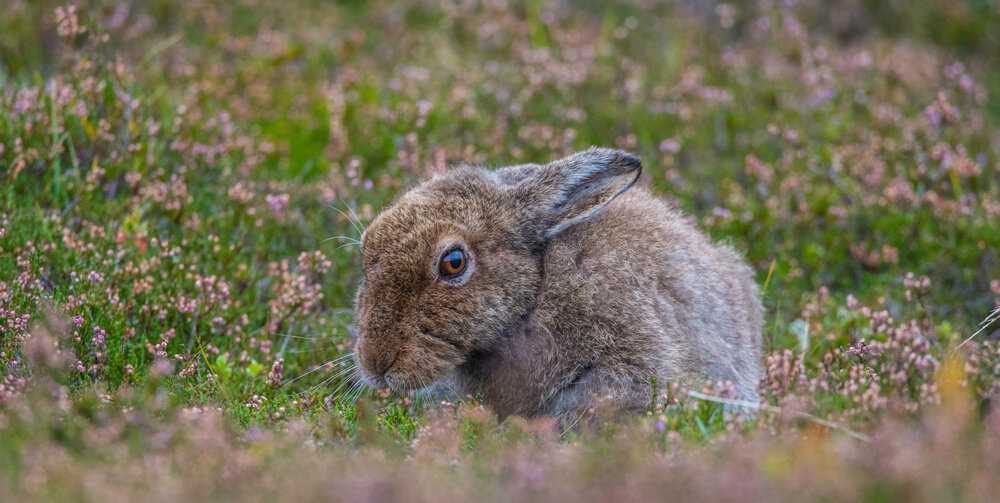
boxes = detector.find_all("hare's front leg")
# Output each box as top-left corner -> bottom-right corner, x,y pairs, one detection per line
546,366 -> 654,427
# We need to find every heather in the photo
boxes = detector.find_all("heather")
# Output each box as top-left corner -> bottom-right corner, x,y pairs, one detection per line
1,1 -> 1000,501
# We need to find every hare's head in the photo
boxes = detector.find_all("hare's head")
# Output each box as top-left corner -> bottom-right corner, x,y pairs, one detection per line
353,148 -> 641,390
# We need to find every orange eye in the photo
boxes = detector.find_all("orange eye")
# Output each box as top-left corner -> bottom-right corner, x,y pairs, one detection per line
439,248 -> 467,278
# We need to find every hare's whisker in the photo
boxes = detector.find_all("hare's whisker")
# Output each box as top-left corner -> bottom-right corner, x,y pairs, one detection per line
269,333 -> 318,340
328,203 -> 364,236
280,363 -> 330,390
305,373 -> 340,395
279,354 -> 354,390
281,345 -> 346,355
347,381 -> 367,405
328,372 -> 358,399
321,235 -> 361,245
328,364 -> 358,382
341,198 -> 369,234
954,306 -> 1000,352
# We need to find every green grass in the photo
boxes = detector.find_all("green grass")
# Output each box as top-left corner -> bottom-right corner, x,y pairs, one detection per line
2,1 -> 1000,500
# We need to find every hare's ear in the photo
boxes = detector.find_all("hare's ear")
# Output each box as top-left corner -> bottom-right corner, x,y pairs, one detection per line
521,148 -> 642,238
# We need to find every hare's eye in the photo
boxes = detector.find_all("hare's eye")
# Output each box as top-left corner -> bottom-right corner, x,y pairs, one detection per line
439,248 -> 467,278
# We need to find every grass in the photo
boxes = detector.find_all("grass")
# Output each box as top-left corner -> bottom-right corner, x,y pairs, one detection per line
1,0 -> 1000,500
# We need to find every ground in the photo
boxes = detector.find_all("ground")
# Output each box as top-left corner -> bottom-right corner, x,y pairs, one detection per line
1,1 -> 1000,501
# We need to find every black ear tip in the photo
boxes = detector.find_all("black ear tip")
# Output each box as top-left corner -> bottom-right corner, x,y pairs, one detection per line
582,146 -> 642,172
602,149 -> 641,175
615,151 -> 642,170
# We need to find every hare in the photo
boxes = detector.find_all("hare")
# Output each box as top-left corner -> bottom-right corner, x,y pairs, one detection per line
353,148 -> 763,424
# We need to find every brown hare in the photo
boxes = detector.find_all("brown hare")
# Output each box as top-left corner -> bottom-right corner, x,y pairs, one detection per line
352,148 -> 763,424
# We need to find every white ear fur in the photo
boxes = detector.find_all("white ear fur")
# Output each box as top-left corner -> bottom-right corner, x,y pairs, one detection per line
537,148 -> 642,237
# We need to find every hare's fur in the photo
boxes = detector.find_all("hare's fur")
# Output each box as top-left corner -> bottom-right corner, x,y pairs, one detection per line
353,148 -> 763,424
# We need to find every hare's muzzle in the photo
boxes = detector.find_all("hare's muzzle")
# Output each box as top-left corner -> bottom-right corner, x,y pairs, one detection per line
353,333 -> 401,389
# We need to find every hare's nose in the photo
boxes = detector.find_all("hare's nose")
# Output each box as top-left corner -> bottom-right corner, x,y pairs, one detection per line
372,350 -> 400,378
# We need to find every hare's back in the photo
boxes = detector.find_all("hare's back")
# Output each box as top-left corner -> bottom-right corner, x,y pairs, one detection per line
541,188 -> 763,395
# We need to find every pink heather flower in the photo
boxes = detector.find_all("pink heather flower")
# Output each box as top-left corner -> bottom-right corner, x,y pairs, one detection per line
73,316 -> 85,328
659,139 -> 680,153
227,182 -> 255,204
179,361 -> 198,377
245,394 -> 267,410
712,207 -> 732,219
810,88 -> 835,107
92,326 -> 107,347
55,5 -> 87,38
924,106 -> 941,127
267,358 -> 284,388
265,193 -> 290,216
846,294 -> 859,310
151,359 -> 174,376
